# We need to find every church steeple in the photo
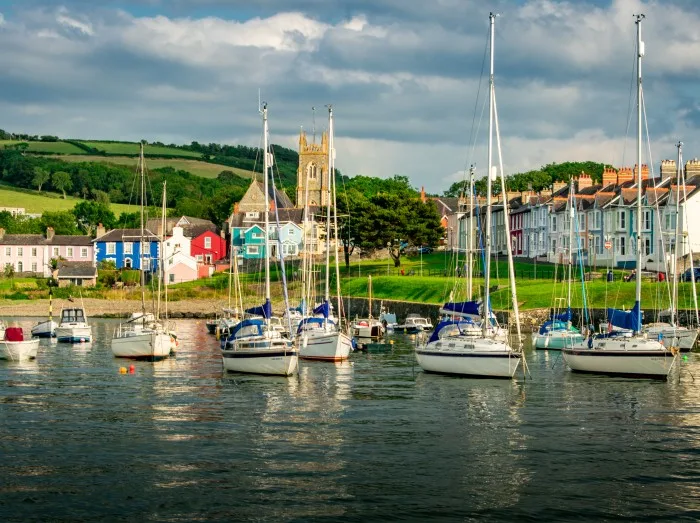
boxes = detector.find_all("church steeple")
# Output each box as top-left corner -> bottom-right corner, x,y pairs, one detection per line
296,128 -> 329,209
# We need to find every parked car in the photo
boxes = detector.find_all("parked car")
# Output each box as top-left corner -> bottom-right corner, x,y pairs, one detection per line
404,245 -> 433,255
681,268 -> 700,282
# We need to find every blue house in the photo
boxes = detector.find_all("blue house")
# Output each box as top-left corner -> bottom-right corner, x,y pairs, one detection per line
93,228 -> 160,271
229,209 -> 307,260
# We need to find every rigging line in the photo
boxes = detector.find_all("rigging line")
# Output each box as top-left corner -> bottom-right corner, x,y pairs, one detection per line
621,33 -> 637,169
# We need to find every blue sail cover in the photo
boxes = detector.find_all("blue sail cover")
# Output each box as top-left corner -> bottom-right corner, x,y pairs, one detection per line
539,320 -> 570,335
554,308 -> 572,322
441,301 -> 480,317
296,317 -> 336,335
245,299 -> 272,319
313,300 -> 330,318
428,318 -> 477,344
607,301 -> 641,332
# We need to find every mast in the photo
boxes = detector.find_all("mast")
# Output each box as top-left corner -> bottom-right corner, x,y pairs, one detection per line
262,103 -> 271,331
634,13 -> 645,333
324,106 -> 333,323
139,141 -> 146,321
467,164 -> 474,300
672,141 -> 682,326
483,12 -> 495,337
568,176 -> 574,325
157,180 -> 166,321
331,111 -> 344,327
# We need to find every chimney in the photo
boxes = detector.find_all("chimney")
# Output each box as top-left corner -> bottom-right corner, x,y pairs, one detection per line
602,167 -> 617,187
686,158 -> 700,178
96,223 -> 106,238
0,227 -> 4,240
660,159 -> 676,181
46,227 -> 55,241
577,171 -> 593,191
552,181 -> 567,193
420,186 -> 426,203
520,190 -> 532,202
233,201 -> 240,214
505,191 -> 520,203
269,198 -> 276,212
634,163 -> 650,181
617,167 -> 634,185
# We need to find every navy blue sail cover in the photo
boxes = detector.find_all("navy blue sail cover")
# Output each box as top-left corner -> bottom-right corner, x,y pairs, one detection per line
607,301 -> 641,332
245,299 -> 272,319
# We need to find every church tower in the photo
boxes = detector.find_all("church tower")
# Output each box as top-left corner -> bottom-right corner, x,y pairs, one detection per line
296,129 -> 329,209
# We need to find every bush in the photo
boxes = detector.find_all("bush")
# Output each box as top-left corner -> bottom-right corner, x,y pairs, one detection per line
120,270 -> 141,285
98,270 -> 118,287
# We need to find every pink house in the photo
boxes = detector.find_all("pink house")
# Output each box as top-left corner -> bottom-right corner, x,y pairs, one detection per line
0,227 -> 94,277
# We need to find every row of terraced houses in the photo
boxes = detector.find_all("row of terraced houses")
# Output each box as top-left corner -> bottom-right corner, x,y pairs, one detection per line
450,158 -> 700,272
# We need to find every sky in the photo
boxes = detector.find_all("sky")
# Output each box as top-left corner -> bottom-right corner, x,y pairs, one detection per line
0,0 -> 698,194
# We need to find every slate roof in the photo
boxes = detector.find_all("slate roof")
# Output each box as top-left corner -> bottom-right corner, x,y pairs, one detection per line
229,208 -> 306,229
145,216 -> 218,238
0,234 -> 92,246
93,228 -> 160,243
57,261 -> 97,279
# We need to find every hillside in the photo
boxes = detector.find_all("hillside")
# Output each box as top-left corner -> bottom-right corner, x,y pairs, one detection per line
0,185 -> 138,215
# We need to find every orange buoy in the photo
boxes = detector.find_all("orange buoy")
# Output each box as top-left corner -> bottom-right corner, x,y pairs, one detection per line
129,365 -> 135,374
119,367 -> 127,374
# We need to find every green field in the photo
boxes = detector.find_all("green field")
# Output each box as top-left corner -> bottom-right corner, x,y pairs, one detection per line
0,186 -> 138,215
78,141 -> 202,158
0,140 -> 85,154
56,155 -> 256,179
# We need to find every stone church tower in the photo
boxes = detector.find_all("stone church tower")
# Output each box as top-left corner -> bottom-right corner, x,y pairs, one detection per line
296,130 -> 329,208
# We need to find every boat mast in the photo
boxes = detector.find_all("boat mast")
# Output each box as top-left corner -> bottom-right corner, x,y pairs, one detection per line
262,103 -> 271,331
634,14 -> 645,333
467,164 -> 474,300
157,180 -> 166,321
139,141 -> 146,322
672,141 -> 682,327
568,176 -> 574,326
324,106 -> 333,325
483,13 -> 495,337
330,110 -> 344,327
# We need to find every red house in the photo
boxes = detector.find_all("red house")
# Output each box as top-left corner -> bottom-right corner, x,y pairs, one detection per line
147,215 -> 227,264
509,205 -> 528,256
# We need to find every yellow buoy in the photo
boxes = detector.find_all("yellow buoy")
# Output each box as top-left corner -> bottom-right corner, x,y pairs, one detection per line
119,367 -> 127,374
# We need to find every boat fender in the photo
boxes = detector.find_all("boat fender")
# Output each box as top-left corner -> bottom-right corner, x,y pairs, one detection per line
302,336 -> 308,348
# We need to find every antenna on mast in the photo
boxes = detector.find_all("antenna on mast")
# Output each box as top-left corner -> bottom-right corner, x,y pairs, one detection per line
312,106 -> 316,143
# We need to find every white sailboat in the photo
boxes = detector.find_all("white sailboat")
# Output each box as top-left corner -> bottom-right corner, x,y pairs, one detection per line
351,275 -> 385,339
221,102 -> 298,376
562,15 -> 677,378
416,13 -> 522,378
111,143 -> 173,360
55,301 -> 92,343
0,325 -> 39,361
298,106 -> 353,361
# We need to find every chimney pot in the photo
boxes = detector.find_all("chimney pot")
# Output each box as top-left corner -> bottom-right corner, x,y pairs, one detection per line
46,227 -> 55,241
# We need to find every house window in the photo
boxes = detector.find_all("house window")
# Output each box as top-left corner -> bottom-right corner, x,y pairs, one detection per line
32,247 -> 37,257
644,238 -> 652,256
247,246 -> 259,255
619,236 -> 626,256
4,247 -> 10,256
124,242 -> 133,254
245,212 -> 259,219
67,247 -> 74,257
252,231 -> 264,239
204,236 -> 212,249
618,211 -> 626,230
551,239 -> 557,253
81,248 -> 88,258
196,255 -> 203,262
124,258 -> 132,269
551,216 -> 557,232
32,262 -> 37,272
17,261 -> 23,272
205,254 -> 212,263
17,247 -> 23,256
594,236 -> 601,254
169,273 -> 175,283
53,247 -> 60,257
578,214 -> 585,231
643,210 -> 651,231
106,242 -> 116,255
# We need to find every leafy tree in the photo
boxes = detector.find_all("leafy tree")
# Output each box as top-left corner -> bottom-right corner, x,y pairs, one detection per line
40,211 -> 80,235
72,201 -> 116,235
32,167 -> 50,192
52,170 -> 73,198
207,186 -> 246,226
335,187 -> 368,270
3,263 -> 14,280
98,259 -> 117,270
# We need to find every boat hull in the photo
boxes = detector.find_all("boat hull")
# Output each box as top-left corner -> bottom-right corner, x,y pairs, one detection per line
416,338 -> 521,378
533,331 -> 585,350
31,320 -> 57,338
222,339 -> 298,376
562,338 -> 676,378
645,326 -> 698,351
0,339 -> 40,361
299,331 -> 352,361
112,331 -> 173,360
56,326 -> 92,343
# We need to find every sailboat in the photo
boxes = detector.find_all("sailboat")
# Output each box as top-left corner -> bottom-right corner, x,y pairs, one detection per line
32,287 -> 57,338
111,143 -> 174,360
416,13 -> 522,378
351,274 -> 385,339
533,178 -> 584,349
562,15 -> 677,378
221,102 -> 298,376
297,106 -> 353,361
643,141 -> 699,351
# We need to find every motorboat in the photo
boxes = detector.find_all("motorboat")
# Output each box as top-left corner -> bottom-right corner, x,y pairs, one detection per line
0,326 -> 40,361
55,307 -> 92,343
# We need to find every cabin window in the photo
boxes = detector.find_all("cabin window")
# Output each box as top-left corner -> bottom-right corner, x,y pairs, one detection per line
106,242 -> 116,255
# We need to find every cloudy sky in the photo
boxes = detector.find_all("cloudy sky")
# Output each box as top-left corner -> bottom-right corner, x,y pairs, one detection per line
0,0 -> 698,193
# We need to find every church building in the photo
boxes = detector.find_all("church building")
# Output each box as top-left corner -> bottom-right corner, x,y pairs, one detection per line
296,130 -> 329,208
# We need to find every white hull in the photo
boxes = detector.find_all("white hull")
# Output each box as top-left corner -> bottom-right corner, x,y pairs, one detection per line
299,331 -> 352,361
0,339 -> 40,361
645,326 -> 698,351
352,320 -> 384,339
416,337 -> 521,378
112,331 -> 173,359
31,320 -> 57,338
562,337 -> 677,378
222,338 -> 298,376
55,325 -> 92,343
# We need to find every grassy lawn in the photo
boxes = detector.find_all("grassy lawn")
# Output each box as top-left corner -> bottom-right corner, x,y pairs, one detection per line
0,140 -> 85,154
78,141 -> 202,158
56,155 -> 255,179
0,185 -> 138,215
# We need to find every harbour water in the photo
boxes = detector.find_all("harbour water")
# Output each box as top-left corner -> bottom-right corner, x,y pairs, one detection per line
2,318 -> 700,521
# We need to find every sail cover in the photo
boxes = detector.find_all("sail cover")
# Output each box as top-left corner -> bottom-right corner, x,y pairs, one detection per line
245,299 -> 272,319
441,301 -> 480,317
553,308 -> 572,322
607,301 -> 641,332
313,300 -> 330,318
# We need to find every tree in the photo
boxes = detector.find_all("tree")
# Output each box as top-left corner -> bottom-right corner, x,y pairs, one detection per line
40,211 -> 80,235
72,201 -> 116,235
335,187 -> 368,270
52,171 -> 72,198
33,167 -> 50,192
3,263 -> 14,280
